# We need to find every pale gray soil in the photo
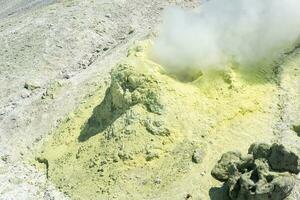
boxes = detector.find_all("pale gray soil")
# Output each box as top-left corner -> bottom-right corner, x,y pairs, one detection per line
0,0 -> 55,19
0,0 -> 198,199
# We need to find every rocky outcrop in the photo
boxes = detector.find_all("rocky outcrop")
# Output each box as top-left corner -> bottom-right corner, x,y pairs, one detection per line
211,143 -> 300,200
78,61 -> 168,141
108,63 -> 164,115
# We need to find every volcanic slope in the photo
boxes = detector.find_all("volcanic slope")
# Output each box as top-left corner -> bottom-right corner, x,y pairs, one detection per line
35,40 -> 287,199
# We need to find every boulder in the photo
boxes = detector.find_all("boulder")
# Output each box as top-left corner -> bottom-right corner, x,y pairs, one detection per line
268,144 -> 300,174
248,143 -> 271,160
211,143 -> 298,200
211,151 -> 242,182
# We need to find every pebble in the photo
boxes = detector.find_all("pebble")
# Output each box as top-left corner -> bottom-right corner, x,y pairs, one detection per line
192,148 -> 204,164
185,193 -> 192,199
20,90 -> 31,98
154,177 -> 161,184
24,81 -> 40,90
145,151 -> 159,161
1,155 -> 8,162
128,27 -> 134,34
63,74 -> 70,79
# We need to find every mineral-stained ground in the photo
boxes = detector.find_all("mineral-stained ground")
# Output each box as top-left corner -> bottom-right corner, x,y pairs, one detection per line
1,1 -> 300,200
34,41 -> 300,199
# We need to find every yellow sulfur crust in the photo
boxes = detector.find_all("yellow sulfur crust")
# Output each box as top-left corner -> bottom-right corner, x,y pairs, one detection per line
35,40 -> 281,200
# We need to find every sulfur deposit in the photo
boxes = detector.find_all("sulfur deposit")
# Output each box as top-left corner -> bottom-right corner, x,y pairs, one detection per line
35,40 -> 286,199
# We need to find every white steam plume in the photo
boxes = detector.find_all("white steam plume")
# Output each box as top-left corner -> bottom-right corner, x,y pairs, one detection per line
153,0 -> 300,70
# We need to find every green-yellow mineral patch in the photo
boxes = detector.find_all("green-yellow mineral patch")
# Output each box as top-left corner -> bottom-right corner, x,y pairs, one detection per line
35,40 -> 281,199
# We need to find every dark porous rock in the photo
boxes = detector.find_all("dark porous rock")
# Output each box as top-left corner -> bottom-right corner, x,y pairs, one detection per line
227,159 -> 295,200
237,155 -> 255,173
268,143 -> 300,174
248,143 -> 271,160
211,143 -> 298,200
211,151 -> 242,182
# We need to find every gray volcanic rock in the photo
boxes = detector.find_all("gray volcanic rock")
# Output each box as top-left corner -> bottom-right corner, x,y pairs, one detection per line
269,144 -> 300,174
211,151 -> 242,181
212,143 -> 299,200
248,143 -> 271,160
